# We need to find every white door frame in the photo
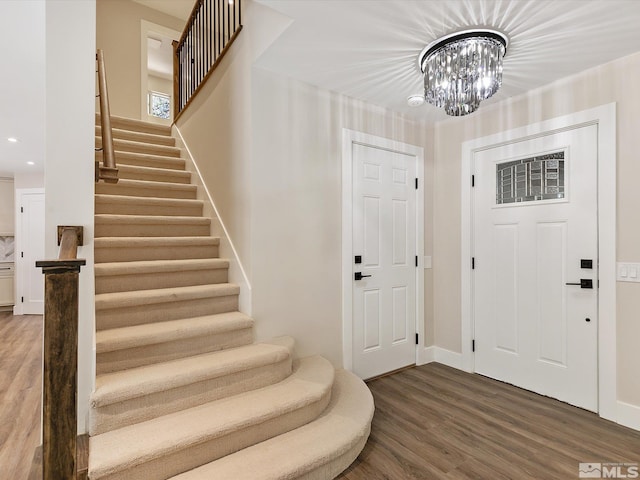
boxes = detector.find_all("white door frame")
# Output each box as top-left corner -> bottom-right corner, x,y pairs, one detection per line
461,103 -> 617,422
140,20 -> 181,123
342,129 -> 424,372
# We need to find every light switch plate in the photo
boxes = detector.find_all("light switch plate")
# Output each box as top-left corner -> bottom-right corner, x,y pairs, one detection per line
617,262 -> 640,283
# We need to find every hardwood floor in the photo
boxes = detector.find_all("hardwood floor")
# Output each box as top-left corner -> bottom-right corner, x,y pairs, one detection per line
3,312 -> 639,480
338,363 -> 640,479
0,312 -> 42,480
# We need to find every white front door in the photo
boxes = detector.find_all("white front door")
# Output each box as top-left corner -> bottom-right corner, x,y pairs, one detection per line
352,143 -> 416,379
18,190 -> 45,315
473,125 -> 598,412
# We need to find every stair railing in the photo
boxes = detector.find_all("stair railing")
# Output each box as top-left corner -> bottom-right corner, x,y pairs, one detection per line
173,0 -> 243,121
36,226 -> 86,480
96,49 -> 118,183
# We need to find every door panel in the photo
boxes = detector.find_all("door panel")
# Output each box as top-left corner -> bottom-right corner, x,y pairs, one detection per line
352,143 -> 416,379
473,125 -> 598,412
20,191 -> 45,315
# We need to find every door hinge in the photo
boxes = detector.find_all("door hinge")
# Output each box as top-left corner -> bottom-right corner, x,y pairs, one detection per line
415,255 -> 418,267
21,296 -> 24,303
20,206 -> 23,213
472,339 -> 475,352
415,178 -> 418,190
415,333 -> 419,345
21,252 -> 23,258
471,175 -> 475,187
472,257 -> 475,269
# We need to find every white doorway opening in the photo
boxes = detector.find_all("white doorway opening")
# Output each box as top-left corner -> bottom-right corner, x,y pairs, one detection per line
342,129 -> 424,379
140,20 -> 181,125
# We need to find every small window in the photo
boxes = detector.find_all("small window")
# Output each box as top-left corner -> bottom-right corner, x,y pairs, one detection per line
148,91 -> 171,119
496,151 -> 565,205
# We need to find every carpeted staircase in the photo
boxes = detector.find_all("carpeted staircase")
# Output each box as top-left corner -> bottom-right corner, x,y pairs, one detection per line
89,115 -> 374,480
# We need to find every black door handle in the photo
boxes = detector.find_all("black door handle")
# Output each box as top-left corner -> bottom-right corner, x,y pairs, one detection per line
354,272 -> 372,281
565,279 -> 593,289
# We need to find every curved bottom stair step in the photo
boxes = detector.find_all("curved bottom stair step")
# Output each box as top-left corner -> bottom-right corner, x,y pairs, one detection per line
91,337 -> 296,435
89,355 -> 335,480
169,369 -> 374,480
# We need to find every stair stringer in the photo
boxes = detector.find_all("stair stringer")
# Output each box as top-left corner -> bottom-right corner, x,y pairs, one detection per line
172,125 -> 252,315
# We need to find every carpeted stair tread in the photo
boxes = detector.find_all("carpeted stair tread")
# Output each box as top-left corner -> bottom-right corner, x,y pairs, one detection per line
95,236 -> 219,250
96,312 -> 253,354
96,136 -> 182,158
94,236 -> 221,263
95,257 -> 228,293
89,356 -> 334,480
96,113 -> 172,136
95,214 -> 210,237
99,150 -> 186,170
95,283 -> 239,311
95,194 -> 203,216
116,164 -> 191,184
95,178 -> 197,199
95,258 -> 229,277
92,338 -> 294,408
169,369 -> 373,480
96,126 -> 176,146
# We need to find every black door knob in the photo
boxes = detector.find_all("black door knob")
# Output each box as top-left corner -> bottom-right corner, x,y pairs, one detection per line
354,272 -> 372,281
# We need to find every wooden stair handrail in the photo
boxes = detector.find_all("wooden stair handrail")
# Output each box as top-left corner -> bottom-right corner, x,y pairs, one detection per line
36,226 -> 86,480
96,49 -> 118,184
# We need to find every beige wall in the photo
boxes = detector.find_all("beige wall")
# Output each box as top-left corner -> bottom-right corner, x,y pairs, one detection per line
176,1 -> 435,367
432,51 -> 640,407
251,68 -> 434,366
96,0 -> 184,119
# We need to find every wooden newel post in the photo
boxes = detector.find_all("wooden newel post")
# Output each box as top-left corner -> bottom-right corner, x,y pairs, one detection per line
36,226 -> 86,480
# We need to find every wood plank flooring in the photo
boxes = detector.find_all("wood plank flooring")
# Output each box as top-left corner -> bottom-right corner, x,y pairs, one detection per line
3,311 -> 639,479
338,363 -> 640,479
0,312 -> 43,480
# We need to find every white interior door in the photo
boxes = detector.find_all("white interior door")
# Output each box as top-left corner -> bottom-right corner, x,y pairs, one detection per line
352,143 -> 416,379
473,125 -> 598,412
18,190 -> 45,315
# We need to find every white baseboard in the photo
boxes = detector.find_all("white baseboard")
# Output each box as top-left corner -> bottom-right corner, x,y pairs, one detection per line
417,346 -> 435,365
417,346 -> 464,370
434,347 -> 464,370
617,401 -> 640,431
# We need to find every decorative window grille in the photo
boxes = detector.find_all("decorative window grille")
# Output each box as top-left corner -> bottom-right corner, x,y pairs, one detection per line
148,91 -> 171,119
496,151 -> 565,205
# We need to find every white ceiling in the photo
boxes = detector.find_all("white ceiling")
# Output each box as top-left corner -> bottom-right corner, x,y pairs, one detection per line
254,0 -> 640,122
0,0 -> 45,177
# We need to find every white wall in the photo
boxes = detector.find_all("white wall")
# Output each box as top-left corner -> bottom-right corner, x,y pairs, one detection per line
45,0 -> 96,434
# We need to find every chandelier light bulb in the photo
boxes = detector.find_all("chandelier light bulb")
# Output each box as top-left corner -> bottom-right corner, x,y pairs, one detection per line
418,28 -> 508,116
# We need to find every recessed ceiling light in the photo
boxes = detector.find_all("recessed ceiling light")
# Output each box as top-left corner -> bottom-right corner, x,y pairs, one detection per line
27,161 -> 34,165
407,94 -> 425,107
7,137 -> 18,143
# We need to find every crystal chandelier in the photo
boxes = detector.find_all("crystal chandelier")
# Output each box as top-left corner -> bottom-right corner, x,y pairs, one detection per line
419,29 -> 508,116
